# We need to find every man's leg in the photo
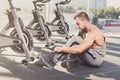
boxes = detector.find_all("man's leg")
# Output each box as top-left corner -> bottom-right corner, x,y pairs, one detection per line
53,36 -> 83,63
64,36 -> 104,67
38,36 -> 82,69
53,36 -> 83,69
79,48 -> 104,67
64,36 -> 83,47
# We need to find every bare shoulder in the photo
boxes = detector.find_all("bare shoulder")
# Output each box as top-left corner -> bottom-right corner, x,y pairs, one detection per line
86,26 -> 103,40
93,26 -> 104,36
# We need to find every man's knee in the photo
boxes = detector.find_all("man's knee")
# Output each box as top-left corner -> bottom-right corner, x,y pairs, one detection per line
64,36 -> 82,47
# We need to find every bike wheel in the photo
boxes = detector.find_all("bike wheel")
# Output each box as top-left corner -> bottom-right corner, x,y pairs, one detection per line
10,29 -> 33,53
34,23 -> 51,41
57,21 -> 69,34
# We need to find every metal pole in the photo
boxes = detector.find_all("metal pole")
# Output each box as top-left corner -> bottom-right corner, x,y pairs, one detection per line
87,0 -> 89,14
96,0 -> 98,16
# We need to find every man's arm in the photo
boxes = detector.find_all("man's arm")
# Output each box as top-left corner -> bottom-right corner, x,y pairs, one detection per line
54,32 -> 95,54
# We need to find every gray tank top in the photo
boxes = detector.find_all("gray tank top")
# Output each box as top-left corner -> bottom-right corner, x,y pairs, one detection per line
92,44 -> 106,57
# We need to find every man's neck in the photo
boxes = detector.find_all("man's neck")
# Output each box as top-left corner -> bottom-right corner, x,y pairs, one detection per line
85,23 -> 92,32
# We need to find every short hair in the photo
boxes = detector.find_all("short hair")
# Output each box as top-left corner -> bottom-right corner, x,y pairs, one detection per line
73,12 -> 90,21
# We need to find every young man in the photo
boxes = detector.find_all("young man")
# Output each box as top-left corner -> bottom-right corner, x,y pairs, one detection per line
53,11 -> 106,67
40,12 -> 106,69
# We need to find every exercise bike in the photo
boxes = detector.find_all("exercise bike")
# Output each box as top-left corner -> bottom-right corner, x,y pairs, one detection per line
47,0 -> 71,40
0,0 -> 35,64
27,0 -> 53,47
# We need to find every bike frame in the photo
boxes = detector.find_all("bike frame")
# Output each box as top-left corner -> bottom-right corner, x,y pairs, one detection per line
47,1 -> 71,39
27,1 -> 52,47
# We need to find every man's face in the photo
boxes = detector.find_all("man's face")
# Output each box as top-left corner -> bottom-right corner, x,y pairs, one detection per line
75,17 -> 86,30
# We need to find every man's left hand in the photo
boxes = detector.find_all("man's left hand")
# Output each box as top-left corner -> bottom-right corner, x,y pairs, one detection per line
54,47 -> 64,53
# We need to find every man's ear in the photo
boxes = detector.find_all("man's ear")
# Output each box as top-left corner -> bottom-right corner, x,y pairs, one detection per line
84,19 -> 88,24
83,20 -> 87,25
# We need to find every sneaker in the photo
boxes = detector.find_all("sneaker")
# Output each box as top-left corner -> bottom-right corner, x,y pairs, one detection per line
52,52 -> 68,63
61,54 -> 80,69
39,52 -> 55,69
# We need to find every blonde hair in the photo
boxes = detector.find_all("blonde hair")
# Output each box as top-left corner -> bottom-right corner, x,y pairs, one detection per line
73,12 -> 90,21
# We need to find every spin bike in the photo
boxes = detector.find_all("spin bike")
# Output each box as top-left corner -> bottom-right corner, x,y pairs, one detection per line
27,0 -> 53,47
47,0 -> 71,40
0,0 -> 34,64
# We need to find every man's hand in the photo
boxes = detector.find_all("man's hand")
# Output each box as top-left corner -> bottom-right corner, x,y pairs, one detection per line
54,47 -> 64,53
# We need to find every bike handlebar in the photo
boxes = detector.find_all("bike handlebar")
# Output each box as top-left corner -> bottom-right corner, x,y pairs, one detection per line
40,0 -> 51,3
59,0 -> 71,5
37,4 -> 45,7
34,0 -> 50,3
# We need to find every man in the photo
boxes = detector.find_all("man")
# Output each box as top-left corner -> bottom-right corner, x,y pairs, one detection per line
40,12 -> 106,69
54,11 -> 106,68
